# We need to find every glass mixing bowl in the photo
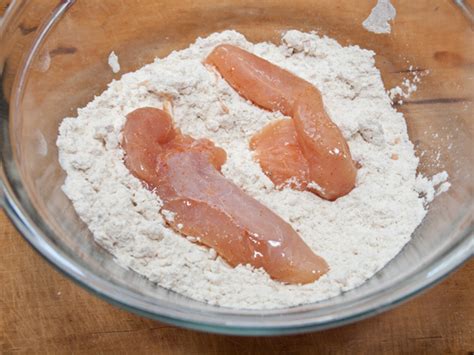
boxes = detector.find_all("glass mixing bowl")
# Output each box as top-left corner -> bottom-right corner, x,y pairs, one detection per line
0,0 -> 473,335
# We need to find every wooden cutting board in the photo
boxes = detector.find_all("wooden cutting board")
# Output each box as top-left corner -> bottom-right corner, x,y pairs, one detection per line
0,211 -> 472,353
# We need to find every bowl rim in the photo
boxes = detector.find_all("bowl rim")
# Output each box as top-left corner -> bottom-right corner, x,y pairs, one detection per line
1,0 -> 473,336
2,187 -> 472,335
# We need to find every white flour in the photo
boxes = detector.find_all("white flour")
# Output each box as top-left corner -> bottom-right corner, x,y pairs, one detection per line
363,0 -> 397,34
108,51 -> 121,74
57,30 -> 447,309
387,66 -> 428,105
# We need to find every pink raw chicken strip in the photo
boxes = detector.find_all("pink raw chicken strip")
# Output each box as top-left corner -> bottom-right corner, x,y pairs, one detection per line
122,107 -> 328,284
205,44 -> 357,201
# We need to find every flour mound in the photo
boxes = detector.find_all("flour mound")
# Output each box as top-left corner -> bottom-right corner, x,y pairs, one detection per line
57,30 -> 445,309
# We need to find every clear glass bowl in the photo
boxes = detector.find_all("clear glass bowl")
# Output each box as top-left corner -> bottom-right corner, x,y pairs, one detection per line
0,0 -> 472,335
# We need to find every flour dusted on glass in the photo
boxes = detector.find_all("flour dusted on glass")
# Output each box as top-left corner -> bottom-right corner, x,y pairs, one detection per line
388,66 -> 428,105
362,0 -> 397,34
108,51 -> 121,74
57,30 -> 448,309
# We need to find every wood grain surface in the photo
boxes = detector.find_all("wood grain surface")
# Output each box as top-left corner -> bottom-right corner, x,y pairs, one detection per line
0,210 -> 472,354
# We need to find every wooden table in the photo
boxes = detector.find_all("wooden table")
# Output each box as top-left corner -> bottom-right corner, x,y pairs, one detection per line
1,0 -> 473,352
0,211 -> 472,353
